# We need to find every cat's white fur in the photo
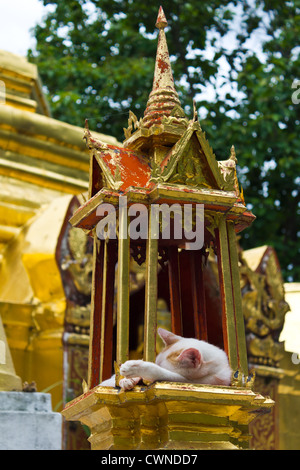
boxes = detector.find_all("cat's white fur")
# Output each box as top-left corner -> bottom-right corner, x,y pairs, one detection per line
100,328 -> 232,390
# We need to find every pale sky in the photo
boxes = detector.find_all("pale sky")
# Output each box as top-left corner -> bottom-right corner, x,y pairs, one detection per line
0,0 -> 47,56
0,0 -> 267,107
0,0 -> 267,58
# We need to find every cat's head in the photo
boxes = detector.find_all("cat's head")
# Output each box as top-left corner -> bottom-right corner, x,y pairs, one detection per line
156,328 -> 203,376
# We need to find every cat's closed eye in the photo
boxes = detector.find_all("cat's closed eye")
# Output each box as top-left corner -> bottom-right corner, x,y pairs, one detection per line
166,349 -> 184,364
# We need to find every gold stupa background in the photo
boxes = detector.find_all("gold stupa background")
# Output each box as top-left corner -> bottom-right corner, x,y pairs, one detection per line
0,49 -> 299,450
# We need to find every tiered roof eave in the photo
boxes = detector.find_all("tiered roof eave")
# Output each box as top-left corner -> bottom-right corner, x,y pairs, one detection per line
71,6 -> 255,234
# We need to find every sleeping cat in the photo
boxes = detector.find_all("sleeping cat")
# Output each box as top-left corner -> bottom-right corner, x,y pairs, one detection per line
100,328 -> 232,390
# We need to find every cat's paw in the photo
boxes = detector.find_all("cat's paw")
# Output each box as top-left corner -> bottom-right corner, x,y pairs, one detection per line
119,376 -> 141,391
120,360 -> 145,378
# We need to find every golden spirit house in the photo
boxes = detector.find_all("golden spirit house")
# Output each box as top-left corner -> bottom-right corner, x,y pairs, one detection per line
62,7 -> 273,450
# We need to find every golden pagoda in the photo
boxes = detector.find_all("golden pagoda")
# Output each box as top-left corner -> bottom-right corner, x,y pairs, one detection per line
62,7 -> 273,450
0,49 -> 120,417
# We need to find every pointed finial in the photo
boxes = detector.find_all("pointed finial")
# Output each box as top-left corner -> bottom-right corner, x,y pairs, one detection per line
84,118 -> 92,145
193,99 -> 198,121
230,144 -> 237,162
84,118 -> 91,142
156,6 -> 168,29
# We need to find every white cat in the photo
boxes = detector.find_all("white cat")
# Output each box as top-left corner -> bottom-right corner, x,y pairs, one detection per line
100,328 -> 232,390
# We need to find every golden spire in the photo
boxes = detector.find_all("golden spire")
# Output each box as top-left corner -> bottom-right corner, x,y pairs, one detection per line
142,6 -> 185,128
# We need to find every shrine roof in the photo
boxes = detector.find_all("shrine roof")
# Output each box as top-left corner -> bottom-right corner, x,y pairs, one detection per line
84,123 -> 154,193
97,143 -> 152,192
69,6 -> 255,234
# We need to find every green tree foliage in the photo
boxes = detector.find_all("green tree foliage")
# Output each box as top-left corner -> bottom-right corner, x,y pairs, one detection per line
28,0 -> 238,135
202,1 -> 300,281
28,0 -> 300,281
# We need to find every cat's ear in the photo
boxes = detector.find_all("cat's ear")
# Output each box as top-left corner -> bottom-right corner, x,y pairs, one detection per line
177,348 -> 202,368
158,328 -> 181,346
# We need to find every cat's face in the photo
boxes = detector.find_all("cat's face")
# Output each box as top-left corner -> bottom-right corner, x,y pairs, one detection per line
156,328 -> 203,378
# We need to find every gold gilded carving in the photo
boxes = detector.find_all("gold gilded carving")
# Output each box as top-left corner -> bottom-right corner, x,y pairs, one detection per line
240,247 -> 289,367
168,140 -> 212,188
66,304 -> 91,329
149,119 -> 236,193
160,110 -> 189,127
150,160 -> 163,183
205,212 -> 224,238
217,145 -> 243,196
123,110 -> 143,139
195,130 -> 217,171
195,128 -> 225,189
62,382 -> 274,450
170,104 -> 188,119
61,226 -> 93,297
250,375 -> 277,450
151,121 -> 218,189
84,120 -> 109,151
217,149 -> 236,191
149,121 -> 195,184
